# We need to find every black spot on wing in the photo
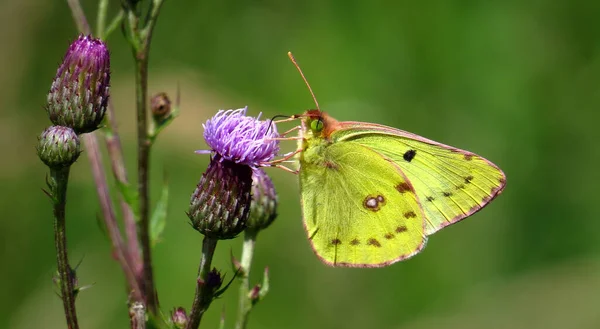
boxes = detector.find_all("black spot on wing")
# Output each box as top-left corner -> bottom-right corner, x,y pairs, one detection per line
403,149 -> 416,162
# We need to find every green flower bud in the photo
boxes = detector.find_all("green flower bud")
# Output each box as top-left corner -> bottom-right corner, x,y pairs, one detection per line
37,126 -> 81,168
188,155 -> 252,239
46,35 -> 110,134
247,169 -> 278,231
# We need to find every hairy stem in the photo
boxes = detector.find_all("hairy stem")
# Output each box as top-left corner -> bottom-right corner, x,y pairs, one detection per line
129,0 -> 165,314
105,103 -> 142,276
51,166 -> 79,329
186,237 -> 218,329
82,134 -> 142,300
235,229 -> 258,329
134,52 -> 157,312
96,0 -> 109,36
66,0 -> 90,34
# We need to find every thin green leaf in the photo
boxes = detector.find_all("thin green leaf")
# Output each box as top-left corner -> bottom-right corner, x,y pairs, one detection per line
150,177 -> 169,247
115,179 -> 140,220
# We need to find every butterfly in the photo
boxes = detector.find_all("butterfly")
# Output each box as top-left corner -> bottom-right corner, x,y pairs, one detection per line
285,53 -> 506,267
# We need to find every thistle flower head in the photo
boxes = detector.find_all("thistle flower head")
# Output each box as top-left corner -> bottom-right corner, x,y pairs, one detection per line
47,34 -> 110,134
188,155 -> 253,239
198,107 -> 279,167
37,126 -> 81,168
247,168 -> 278,231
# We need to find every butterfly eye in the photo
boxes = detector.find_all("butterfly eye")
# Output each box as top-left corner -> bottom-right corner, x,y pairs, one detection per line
311,119 -> 324,132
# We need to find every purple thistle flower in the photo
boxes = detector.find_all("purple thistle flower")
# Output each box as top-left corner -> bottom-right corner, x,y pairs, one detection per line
46,34 -> 110,134
197,107 -> 279,166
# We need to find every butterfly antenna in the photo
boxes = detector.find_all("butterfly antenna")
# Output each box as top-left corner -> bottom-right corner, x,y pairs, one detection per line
266,114 -> 292,134
288,52 -> 321,113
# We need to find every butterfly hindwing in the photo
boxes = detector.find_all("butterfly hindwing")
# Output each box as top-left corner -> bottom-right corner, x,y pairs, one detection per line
331,122 -> 506,235
299,141 -> 426,267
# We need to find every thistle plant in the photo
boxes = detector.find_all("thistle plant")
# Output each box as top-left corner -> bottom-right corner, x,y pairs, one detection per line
186,108 -> 279,329
37,126 -> 82,329
39,2 -> 285,329
37,30 -> 112,329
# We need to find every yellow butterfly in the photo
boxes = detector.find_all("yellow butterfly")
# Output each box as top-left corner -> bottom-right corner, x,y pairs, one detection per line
287,53 -> 506,267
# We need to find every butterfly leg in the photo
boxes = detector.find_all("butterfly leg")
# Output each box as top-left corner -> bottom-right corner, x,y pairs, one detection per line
265,136 -> 303,142
273,115 -> 302,124
279,125 -> 301,137
269,164 -> 298,174
264,148 -> 302,164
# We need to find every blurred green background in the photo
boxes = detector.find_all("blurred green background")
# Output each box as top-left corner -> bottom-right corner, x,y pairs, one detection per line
2,0 -> 600,328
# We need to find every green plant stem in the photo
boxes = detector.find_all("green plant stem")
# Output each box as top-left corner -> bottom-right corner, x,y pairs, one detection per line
104,10 -> 124,39
186,237 -> 218,329
96,0 -> 109,36
235,229 -> 258,329
134,44 -> 157,314
128,0 -> 165,314
51,166 -> 79,329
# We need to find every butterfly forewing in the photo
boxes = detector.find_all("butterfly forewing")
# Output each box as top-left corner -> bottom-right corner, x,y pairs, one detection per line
331,122 -> 506,235
299,141 -> 426,267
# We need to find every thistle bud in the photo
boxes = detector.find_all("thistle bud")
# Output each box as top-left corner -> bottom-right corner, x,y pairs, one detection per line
171,307 -> 188,329
47,35 -> 110,134
247,168 -> 278,231
202,268 -> 224,294
37,126 -> 81,168
151,92 -> 172,123
249,284 -> 261,304
188,155 -> 252,239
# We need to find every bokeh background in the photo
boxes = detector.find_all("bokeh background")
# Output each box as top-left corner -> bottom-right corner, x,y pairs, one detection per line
2,1 -> 600,328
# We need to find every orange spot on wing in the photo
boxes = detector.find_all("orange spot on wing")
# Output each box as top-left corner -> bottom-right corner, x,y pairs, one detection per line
367,238 -> 381,247
395,182 -> 412,193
